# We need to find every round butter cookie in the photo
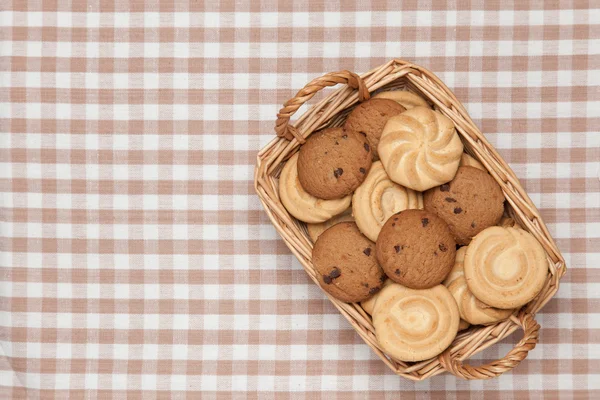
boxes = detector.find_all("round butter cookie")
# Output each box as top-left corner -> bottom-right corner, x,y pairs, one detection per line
464,226 -> 548,309
443,247 -> 513,325
298,127 -> 372,200
424,166 -> 505,245
343,98 -> 406,160
378,107 -> 463,192
375,209 -> 456,289
460,153 -> 485,171
279,153 -> 351,223
307,207 -> 354,243
352,161 -> 423,242
373,283 -> 460,362
360,279 -> 392,315
312,222 -> 386,303
373,90 -> 431,110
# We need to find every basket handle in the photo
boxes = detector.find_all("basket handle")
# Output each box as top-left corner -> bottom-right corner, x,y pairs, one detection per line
274,70 -> 370,143
438,312 -> 540,380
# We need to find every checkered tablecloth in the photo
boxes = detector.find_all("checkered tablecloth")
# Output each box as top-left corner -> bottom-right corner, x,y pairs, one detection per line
1,1 -> 599,398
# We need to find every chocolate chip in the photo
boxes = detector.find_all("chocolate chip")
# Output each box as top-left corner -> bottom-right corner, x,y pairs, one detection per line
440,184 -> 450,192
324,151 -> 328,155
323,275 -> 332,284
362,283 -> 369,288
391,223 -> 395,227
359,167 -> 366,174
471,221 -> 476,228
364,142 -> 370,152
359,131 -> 367,137
395,269 -> 401,275
335,141 -> 339,145
369,286 -> 381,295
329,268 -> 341,279
394,245 -> 401,253
394,217 -> 398,221
421,218 -> 429,227
439,243 -> 448,252
445,197 -> 457,203
342,134 -> 348,139
333,168 -> 344,178
454,207 -> 463,214
363,248 -> 371,256
380,275 -> 386,283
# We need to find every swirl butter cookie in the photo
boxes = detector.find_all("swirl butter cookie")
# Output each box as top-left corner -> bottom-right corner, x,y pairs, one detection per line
312,222 -> 386,303
279,153 -> 351,223
373,90 -> 431,110
423,166 -> 505,245
344,98 -> 406,160
464,227 -> 548,309
298,127 -> 372,200
373,283 -> 460,362
307,207 -> 354,243
378,107 -> 463,191
444,247 -> 513,325
352,161 -> 422,242
376,209 -> 456,289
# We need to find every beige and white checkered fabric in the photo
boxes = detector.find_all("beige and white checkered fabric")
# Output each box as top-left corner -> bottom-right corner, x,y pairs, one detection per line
1,1 -> 599,398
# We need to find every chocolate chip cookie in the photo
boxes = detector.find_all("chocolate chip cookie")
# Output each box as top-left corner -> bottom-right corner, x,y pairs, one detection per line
312,222 -> 386,303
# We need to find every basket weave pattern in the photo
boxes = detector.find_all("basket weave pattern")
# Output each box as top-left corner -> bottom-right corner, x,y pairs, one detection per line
254,59 -> 566,380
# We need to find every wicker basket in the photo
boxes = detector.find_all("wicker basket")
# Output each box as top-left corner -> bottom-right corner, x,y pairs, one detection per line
254,59 -> 567,380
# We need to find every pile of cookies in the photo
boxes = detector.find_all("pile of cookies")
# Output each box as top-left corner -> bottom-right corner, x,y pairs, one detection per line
279,90 -> 549,362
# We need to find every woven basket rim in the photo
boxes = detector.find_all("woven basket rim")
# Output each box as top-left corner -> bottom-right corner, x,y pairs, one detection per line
254,59 -> 567,381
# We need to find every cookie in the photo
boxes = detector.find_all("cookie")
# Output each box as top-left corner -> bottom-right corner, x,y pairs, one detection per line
378,107 -> 463,191
464,226 -> 548,309
279,153 -> 351,223
458,319 -> 470,331
375,209 -> 456,289
352,161 -> 423,242
423,166 -> 505,245
443,247 -> 514,325
298,127 -> 372,200
460,153 -> 485,171
343,98 -> 406,160
307,207 -> 354,243
373,283 -> 460,362
360,279 -> 392,315
373,90 -> 431,110
312,222 -> 386,303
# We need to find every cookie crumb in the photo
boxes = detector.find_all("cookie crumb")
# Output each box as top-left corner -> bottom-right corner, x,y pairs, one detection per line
454,207 -> 463,214
333,168 -> 344,178
440,184 -> 450,192
421,218 -> 429,227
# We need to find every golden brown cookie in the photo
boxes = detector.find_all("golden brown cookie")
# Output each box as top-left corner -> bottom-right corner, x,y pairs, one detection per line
464,226 -> 548,309
373,90 -> 431,109
460,153 -> 485,171
423,166 -> 505,245
343,98 -> 406,160
373,283 -> 460,362
279,153 -> 351,223
306,207 -> 354,243
360,279 -> 392,315
312,222 -> 386,303
443,247 -> 513,325
352,161 -> 423,242
298,127 -> 372,200
375,209 -> 456,289
458,319 -> 470,331
378,107 -> 464,191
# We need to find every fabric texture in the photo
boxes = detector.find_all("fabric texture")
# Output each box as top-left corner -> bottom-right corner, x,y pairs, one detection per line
1,1 -> 599,398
